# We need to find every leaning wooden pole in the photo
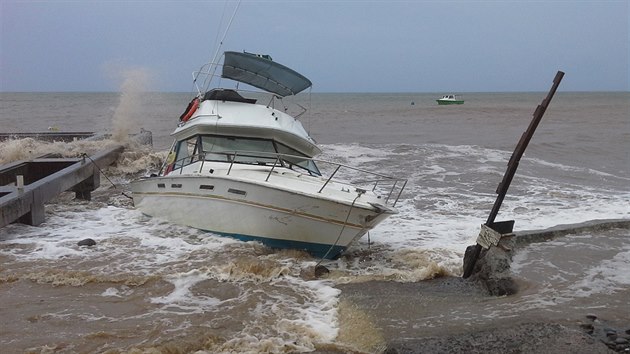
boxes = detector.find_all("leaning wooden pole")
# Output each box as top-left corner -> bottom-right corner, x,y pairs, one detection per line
462,71 -> 565,279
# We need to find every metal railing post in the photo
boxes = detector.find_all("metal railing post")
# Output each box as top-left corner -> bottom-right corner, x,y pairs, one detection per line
227,152 -> 238,175
265,156 -> 281,182
392,180 -> 407,207
199,153 -> 205,173
385,180 -> 398,204
318,164 -> 341,193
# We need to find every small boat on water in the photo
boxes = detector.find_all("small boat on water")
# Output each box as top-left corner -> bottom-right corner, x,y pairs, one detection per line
436,94 -> 465,105
131,51 -> 407,259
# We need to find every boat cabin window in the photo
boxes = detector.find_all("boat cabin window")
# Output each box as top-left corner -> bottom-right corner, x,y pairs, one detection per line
275,143 -> 321,176
174,136 -> 201,169
201,136 -> 277,164
172,134 -> 321,176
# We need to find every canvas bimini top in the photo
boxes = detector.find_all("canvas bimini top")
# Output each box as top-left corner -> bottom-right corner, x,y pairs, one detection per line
222,51 -> 312,97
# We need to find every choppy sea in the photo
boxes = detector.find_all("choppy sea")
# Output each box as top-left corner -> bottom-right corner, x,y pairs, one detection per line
0,90 -> 628,353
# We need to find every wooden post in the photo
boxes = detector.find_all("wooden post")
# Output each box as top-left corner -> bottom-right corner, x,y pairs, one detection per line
463,71 -> 565,278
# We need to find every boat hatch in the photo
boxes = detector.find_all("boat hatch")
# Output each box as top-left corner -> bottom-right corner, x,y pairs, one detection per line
203,89 -> 257,104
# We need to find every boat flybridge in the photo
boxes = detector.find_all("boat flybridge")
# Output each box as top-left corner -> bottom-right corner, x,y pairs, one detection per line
131,51 -> 407,259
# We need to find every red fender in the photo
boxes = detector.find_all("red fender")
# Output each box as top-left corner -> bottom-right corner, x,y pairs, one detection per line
180,97 -> 200,122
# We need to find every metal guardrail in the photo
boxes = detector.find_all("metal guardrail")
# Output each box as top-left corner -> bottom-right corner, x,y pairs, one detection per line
164,150 -> 407,207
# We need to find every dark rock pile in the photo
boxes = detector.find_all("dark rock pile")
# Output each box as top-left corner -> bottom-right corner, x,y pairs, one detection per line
463,236 -> 518,296
579,314 -> 630,352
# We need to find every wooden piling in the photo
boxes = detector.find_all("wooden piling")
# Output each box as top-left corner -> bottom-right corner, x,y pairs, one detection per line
463,71 -> 565,278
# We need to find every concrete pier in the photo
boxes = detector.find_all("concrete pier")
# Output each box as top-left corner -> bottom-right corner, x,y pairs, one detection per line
0,145 -> 124,227
0,130 -> 152,227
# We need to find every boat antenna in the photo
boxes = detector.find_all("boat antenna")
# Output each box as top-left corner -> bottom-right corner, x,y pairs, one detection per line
197,0 -> 242,94
305,86 -> 313,134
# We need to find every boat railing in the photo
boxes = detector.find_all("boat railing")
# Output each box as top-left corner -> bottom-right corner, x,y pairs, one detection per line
192,62 -> 222,96
167,150 -> 407,207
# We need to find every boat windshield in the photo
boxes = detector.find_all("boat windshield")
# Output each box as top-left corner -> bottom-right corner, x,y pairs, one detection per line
173,135 -> 321,176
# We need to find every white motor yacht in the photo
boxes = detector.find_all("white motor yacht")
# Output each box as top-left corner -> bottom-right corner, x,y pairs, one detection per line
131,51 -> 406,259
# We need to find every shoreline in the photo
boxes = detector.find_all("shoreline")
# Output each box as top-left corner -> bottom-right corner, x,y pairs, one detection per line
333,279 -> 623,354
318,219 -> 630,353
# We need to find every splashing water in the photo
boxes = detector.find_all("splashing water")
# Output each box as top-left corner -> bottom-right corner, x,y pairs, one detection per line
0,138 -> 119,165
110,68 -> 152,144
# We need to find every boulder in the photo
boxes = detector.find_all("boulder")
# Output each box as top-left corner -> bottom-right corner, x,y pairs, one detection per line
77,238 -> 96,247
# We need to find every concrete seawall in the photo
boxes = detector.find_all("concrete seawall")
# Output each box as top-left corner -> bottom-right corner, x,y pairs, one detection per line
469,218 -> 630,296
325,219 -> 630,354
513,219 -> 630,245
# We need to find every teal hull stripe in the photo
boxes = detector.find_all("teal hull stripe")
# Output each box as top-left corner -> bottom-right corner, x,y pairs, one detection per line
206,230 -> 347,259
436,100 -> 464,105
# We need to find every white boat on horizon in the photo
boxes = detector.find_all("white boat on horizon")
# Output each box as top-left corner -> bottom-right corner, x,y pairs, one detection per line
131,51 -> 407,259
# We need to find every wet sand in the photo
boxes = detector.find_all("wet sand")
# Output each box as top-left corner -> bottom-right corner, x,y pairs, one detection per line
334,279 -> 617,354
319,220 -> 630,354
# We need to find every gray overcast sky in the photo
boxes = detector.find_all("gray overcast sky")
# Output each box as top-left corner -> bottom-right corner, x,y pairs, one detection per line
1,0 -> 628,92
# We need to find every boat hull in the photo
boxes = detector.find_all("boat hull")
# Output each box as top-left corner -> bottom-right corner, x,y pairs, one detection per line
436,100 -> 464,105
131,175 -> 393,259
